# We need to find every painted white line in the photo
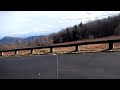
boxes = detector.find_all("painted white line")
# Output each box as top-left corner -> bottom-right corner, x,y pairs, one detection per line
38,73 -> 41,76
34,53 -> 59,79
51,54 -> 59,79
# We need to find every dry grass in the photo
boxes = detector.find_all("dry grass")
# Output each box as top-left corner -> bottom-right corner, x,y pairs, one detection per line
33,48 -> 49,54
18,50 -> 31,55
52,44 -> 108,53
2,51 -> 15,56
53,35 -> 120,46
53,46 -> 75,54
80,44 -> 108,52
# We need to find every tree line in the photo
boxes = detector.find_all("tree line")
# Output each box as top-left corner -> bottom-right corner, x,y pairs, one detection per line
50,14 -> 120,44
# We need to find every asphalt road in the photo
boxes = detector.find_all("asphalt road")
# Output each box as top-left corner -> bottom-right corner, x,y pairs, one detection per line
1,52 -> 120,79
0,55 -> 57,79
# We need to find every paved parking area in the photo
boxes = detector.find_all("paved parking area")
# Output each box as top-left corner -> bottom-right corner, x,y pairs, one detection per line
0,52 -> 120,79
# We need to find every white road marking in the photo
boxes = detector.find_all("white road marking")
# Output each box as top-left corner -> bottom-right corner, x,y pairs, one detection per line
51,54 -> 59,79
39,73 -> 41,76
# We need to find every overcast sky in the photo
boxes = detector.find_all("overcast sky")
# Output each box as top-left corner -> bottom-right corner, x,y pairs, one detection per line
0,11 -> 120,39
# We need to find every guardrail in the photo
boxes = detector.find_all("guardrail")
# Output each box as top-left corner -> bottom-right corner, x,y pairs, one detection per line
0,39 -> 120,56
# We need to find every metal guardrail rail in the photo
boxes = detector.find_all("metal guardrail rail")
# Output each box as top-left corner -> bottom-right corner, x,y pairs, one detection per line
0,39 -> 120,56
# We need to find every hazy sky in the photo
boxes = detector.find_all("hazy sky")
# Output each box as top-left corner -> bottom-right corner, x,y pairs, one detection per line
0,11 -> 120,39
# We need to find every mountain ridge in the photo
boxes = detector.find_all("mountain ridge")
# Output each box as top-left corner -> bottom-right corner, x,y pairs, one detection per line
0,35 -> 46,44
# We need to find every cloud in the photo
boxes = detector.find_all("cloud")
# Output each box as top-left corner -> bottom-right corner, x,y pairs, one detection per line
33,29 -> 39,32
47,25 -> 55,27
42,24 -> 55,28
61,11 -> 120,21
10,32 -> 29,35
33,28 -> 49,32
33,28 -> 39,32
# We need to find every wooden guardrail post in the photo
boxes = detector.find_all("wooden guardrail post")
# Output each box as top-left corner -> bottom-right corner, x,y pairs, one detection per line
30,49 -> 34,54
15,50 -> 18,55
74,45 -> 79,52
49,47 -> 54,53
108,42 -> 114,50
0,52 -> 2,56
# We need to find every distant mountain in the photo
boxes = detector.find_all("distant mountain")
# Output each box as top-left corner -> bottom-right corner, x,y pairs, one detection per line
0,35 -> 47,44
0,36 -> 24,44
23,35 -> 44,42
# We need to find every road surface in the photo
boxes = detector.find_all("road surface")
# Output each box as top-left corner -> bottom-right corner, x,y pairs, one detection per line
0,52 -> 120,79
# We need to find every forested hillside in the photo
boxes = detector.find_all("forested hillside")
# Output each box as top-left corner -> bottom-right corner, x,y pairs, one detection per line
50,14 -> 120,44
